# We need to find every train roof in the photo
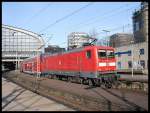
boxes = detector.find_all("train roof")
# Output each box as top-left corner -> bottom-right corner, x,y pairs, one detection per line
42,45 -> 114,56
22,45 -> 114,62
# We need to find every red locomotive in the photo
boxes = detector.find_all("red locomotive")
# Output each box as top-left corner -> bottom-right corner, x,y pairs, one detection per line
20,45 -> 120,88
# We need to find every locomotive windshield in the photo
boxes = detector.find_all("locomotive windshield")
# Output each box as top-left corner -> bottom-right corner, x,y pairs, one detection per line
98,50 -> 106,58
98,49 -> 114,58
107,50 -> 115,58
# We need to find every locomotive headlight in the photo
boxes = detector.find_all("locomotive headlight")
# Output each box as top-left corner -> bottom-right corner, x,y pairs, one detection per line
99,62 -> 106,66
109,62 -> 116,66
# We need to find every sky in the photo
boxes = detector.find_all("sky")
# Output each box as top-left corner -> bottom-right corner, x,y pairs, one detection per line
2,2 -> 141,48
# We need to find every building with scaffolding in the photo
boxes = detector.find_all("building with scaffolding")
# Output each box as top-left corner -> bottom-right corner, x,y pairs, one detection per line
2,24 -> 45,70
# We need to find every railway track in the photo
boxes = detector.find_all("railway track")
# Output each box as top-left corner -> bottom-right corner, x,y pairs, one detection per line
2,70 -> 148,111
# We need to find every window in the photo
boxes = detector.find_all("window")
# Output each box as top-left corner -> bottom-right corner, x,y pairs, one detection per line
86,50 -> 91,59
107,50 -> 115,58
139,48 -> 144,55
98,50 -> 106,58
128,50 -> 131,56
128,61 -> 132,68
135,22 -> 139,31
139,19 -> 144,29
133,23 -> 136,32
140,60 -> 145,69
117,62 -> 121,69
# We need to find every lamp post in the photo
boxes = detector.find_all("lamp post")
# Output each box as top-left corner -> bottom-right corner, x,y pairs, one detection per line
12,32 -> 18,70
102,30 -> 110,46
131,40 -> 134,77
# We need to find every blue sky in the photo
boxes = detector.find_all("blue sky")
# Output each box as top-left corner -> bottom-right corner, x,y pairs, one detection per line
2,2 -> 141,48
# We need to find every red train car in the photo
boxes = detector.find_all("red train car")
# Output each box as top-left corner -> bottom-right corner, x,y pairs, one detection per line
20,45 -> 120,88
20,57 -> 40,74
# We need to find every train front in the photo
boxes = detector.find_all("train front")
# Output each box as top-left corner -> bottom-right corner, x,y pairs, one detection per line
96,46 -> 120,80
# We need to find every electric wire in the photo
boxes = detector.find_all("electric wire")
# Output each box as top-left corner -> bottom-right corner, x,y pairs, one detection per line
75,5 -> 138,30
69,3 -> 130,30
23,3 -> 52,26
38,2 -> 94,33
58,23 -> 132,47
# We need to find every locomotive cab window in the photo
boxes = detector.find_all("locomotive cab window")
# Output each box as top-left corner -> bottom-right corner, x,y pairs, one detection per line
98,50 -> 106,58
86,50 -> 91,59
107,50 -> 115,58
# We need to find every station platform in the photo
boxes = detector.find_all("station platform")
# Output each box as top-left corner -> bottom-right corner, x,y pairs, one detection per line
119,74 -> 148,82
2,77 -> 74,111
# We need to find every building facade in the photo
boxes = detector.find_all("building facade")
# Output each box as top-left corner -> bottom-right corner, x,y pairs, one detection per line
109,33 -> 134,47
2,24 -> 45,70
115,41 -> 148,74
44,45 -> 66,54
68,32 -> 90,50
109,2 -> 148,74
132,2 -> 148,43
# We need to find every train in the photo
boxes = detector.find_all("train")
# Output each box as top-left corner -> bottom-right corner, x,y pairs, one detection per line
20,45 -> 120,88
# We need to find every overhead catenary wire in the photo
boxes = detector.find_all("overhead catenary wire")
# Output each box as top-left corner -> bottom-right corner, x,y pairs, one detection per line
80,7 -> 137,31
71,4 -> 140,31
69,3 -> 130,30
42,34 -> 53,47
102,24 -> 132,33
57,23 -> 132,47
40,3 -> 137,42
39,3 -> 139,48
95,7 -> 138,29
95,24 -> 132,36
38,2 -> 94,33
23,3 -> 52,26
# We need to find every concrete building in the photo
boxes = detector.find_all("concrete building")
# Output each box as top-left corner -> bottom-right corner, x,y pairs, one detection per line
109,33 -> 134,47
2,24 -> 45,70
68,32 -> 90,50
132,2 -> 148,43
44,45 -> 66,54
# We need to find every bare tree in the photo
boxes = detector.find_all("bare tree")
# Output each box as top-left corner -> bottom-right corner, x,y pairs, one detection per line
88,28 -> 99,39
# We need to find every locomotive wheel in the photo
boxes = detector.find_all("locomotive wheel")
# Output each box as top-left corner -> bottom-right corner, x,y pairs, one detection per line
98,79 -> 102,87
81,79 -> 84,84
94,79 -> 101,87
68,77 -> 72,82
105,82 -> 112,89
88,79 -> 94,86
78,78 -> 82,84
81,79 -> 85,84
58,76 -> 62,80
75,77 -> 82,84
82,79 -> 88,85
53,75 -> 57,79
108,83 -> 112,88
96,81 -> 101,87
50,75 -> 54,79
